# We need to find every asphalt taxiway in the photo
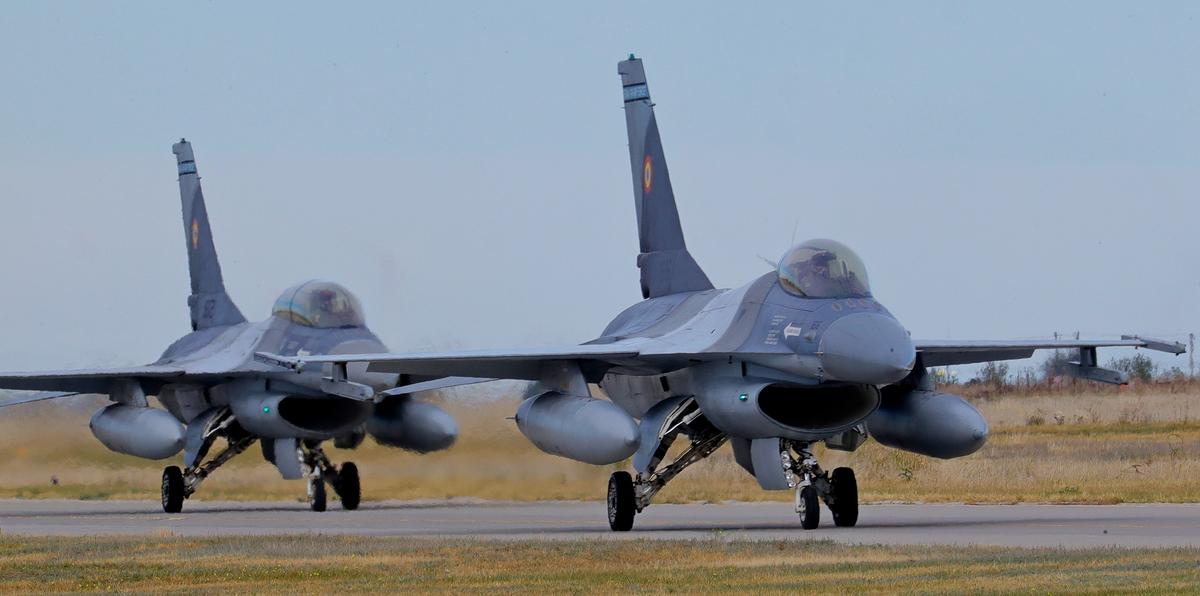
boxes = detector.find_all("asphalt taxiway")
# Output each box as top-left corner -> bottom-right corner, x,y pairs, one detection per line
1,499 -> 1197,547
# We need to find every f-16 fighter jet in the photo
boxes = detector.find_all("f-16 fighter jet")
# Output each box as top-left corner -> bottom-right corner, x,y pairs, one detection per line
0,140 -> 459,513
263,56 -> 1184,531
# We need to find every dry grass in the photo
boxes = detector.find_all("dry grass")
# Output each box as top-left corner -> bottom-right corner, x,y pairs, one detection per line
0,535 -> 1197,594
953,377 -> 1200,402
966,381 -> 1198,427
1,386 -> 1198,504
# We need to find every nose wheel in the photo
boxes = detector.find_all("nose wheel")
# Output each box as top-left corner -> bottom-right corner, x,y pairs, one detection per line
786,442 -> 859,529
308,472 -> 328,512
797,485 -> 820,529
301,442 -> 362,511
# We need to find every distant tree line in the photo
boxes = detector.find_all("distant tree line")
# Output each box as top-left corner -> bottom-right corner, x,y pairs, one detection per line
959,351 -> 1183,390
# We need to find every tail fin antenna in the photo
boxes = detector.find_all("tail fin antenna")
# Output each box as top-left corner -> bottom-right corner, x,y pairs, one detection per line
618,56 -> 714,299
172,139 -> 246,330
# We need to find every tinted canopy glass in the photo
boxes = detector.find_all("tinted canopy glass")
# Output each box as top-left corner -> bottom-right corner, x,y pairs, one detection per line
272,280 -> 365,328
777,239 -> 871,299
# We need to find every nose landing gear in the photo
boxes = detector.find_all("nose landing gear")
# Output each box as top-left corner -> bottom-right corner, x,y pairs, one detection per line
784,441 -> 858,529
307,470 -> 328,512
301,442 -> 361,512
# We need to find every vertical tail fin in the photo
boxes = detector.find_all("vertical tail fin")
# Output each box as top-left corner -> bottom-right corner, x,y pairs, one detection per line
619,55 -> 713,299
172,139 -> 245,330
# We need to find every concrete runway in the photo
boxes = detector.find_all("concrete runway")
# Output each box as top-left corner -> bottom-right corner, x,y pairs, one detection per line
1,499 -> 1197,547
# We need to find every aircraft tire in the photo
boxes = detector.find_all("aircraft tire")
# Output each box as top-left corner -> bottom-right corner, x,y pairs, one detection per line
607,471 -> 636,531
798,485 -> 820,530
308,476 -> 327,512
161,466 -> 185,513
830,467 -> 858,527
338,462 -> 361,511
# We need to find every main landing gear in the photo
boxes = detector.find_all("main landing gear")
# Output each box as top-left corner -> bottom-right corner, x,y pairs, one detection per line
160,435 -> 256,514
159,408 -> 362,513
603,401 -> 859,531
783,441 -> 858,529
606,398 -> 727,532
162,409 -> 256,514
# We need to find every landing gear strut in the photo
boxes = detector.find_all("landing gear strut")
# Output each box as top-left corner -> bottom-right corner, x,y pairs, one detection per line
158,407 -> 364,513
601,429 -> 862,531
161,409 -> 256,513
606,398 -> 727,531
783,441 -> 858,529
301,442 -> 361,511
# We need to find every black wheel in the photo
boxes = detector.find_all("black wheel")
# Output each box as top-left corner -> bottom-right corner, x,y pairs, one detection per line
337,462 -> 361,511
830,467 -> 859,528
798,485 -> 820,530
308,475 -> 327,512
161,466 -> 185,513
607,471 -> 636,532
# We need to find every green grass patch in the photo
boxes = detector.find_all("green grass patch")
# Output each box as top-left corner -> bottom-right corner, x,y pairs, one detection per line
0,535 -> 1197,593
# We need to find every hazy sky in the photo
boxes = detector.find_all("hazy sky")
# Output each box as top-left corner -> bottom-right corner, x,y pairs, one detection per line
0,2 -> 1196,375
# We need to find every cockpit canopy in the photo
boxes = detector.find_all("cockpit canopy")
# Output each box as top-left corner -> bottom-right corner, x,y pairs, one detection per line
777,239 -> 871,299
271,280 -> 366,328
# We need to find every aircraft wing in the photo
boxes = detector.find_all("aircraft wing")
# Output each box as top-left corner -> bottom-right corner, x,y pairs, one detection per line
0,365 -> 250,394
0,391 -> 83,409
257,345 -> 645,381
378,376 -> 495,398
260,335 -> 1186,386
915,336 -> 1185,367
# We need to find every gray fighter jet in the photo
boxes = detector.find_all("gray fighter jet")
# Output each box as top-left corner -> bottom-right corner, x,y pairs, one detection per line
0,140 -> 460,513
263,56 -> 1185,531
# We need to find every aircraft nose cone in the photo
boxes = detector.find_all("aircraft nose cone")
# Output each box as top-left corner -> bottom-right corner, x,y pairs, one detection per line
819,312 -> 915,385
